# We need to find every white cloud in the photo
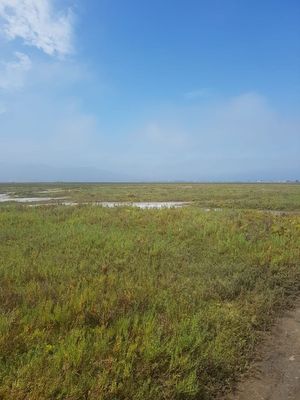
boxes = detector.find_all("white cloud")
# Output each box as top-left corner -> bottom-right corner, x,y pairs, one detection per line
142,121 -> 187,148
0,0 -> 73,57
0,51 -> 32,90
0,90 -> 103,168
122,92 -> 300,180
0,88 -> 299,181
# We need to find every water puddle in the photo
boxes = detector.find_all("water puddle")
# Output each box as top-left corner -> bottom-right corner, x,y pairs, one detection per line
0,194 -> 65,203
0,194 -> 188,208
203,207 -> 223,212
38,188 -> 65,194
93,201 -> 188,209
56,201 -> 188,209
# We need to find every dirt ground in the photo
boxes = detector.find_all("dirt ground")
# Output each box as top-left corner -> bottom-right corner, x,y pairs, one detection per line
225,301 -> 300,400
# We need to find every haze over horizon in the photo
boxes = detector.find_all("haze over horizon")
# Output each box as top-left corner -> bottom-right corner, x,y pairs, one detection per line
0,0 -> 299,182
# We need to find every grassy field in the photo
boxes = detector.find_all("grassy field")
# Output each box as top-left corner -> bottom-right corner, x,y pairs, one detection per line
1,182 -> 300,210
0,184 -> 300,399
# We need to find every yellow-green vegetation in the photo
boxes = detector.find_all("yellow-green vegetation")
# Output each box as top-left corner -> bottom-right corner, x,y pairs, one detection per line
1,201 -> 300,399
1,182 -> 300,211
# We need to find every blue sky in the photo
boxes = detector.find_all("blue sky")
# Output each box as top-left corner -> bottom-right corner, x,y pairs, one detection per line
0,0 -> 299,181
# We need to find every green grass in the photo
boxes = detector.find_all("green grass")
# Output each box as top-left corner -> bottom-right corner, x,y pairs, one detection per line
1,201 -> 300,399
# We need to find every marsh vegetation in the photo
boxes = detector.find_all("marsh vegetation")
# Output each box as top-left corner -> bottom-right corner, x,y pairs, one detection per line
1,182 -> 300,211
0,184 -> 299,399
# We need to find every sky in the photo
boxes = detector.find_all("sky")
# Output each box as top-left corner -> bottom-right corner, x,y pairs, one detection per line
0,0 -> 299,182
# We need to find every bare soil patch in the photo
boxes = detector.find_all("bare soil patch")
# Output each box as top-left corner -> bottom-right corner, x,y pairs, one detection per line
225,300 -> 300,400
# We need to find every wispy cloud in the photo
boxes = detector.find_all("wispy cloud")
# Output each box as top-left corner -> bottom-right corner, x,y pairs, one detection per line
118,92 -> 300,180
0,0 -> 73,57
0,103 -> 6,114
142,121 -> 187,148
184,88 -> 212,100
0,51 -> 32,90
0,0 -> 75,114
0,90 -> 299,181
